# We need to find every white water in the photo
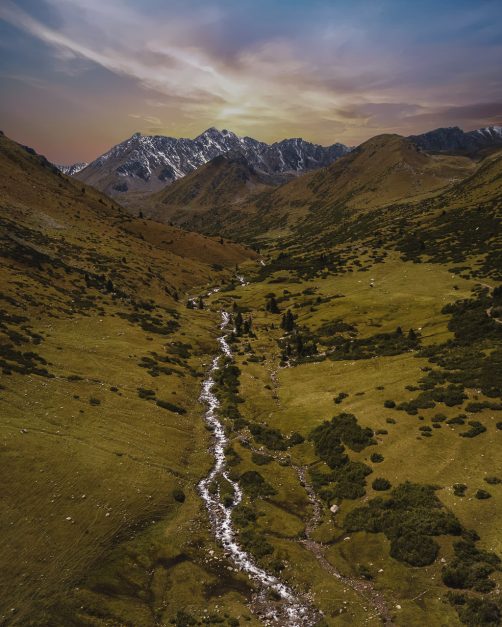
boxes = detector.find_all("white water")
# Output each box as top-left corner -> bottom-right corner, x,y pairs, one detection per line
198,310 -> 315,625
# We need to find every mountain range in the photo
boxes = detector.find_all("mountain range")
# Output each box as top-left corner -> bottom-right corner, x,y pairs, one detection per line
57,125 -> 502,206
137,133 -> 478,238
410,125 -> 502,156
70,127 -> 351,198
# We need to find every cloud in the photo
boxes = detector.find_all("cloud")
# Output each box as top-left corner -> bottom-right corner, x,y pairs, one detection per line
1,0 -> 501,153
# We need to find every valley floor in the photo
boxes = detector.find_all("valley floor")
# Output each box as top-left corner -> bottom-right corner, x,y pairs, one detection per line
1,252 -> 501,627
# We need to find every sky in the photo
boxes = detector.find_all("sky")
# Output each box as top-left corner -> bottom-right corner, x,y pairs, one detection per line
1,0 -> 501,163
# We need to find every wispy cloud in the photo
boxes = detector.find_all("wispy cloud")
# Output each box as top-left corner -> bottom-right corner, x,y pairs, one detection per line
1,0 -> 501,160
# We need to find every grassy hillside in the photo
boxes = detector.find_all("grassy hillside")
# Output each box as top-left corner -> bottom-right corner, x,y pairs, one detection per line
136,134 -> 477,241
0,132 -> 257,625
129,152 -> 277,227
197,245 -> 501,625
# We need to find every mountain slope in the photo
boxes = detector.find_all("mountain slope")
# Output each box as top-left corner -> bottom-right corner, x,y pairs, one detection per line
132,151 -> 278,226
74,127 -> 350,198
161,134 -> 476,240
0,131 -> 256,624
256,146 -> 502,286
409,125 -> 502,157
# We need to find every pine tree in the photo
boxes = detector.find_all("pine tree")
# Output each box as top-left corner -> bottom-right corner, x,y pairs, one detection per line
243,317 -> 252,335
198,297 -> 204,310
266,296 -> 280,314
295,334 -> 304,356
281,310 -> 295,333
235,312 -> 244,335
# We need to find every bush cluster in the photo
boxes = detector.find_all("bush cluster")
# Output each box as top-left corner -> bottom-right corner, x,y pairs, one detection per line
443,540 -> 500,593
239,471 -> 276,499
344,482 -> 462,567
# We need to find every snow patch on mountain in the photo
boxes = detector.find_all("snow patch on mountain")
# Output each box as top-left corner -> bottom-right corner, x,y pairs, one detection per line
56,162 -> 88,176
74,127 -> 352,195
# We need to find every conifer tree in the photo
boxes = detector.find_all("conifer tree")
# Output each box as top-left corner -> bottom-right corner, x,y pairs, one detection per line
235,311 -> 244,335
281,310 -> 295,332
243,317 -> 252,335
266,296 -> 280,314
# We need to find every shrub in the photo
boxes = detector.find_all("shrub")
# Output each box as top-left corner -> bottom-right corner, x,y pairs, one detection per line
432,413 -> 447,423
453,484 -> 467,497
432,384 -> 467,407
232,505 -> 256,527
372,478 -> 391,491
89,397 -> 101,406
156,399 -> 186,414
240,527 -> 274,558
310,413 -> 374,459
344,482 -> 463,568
224,445 -> 242,466
484,476 -> 501,485
384,400 -> 396,408
370,453 -> 384,463
460,421 -> 487,438
390,532 -> 439,566
334,392 -> 349,404
357,564 -> 374,580
173,488 -> 186,503
249,423 -> 287,450
448,593 -> 501,627
138,387 -> 155,399
443,540 -> 500,592
288,431 -> 305,446
174,610 -> 196,626
333,480 -> 366,499
239,471 -> 276,498
475,490 -> 491,500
